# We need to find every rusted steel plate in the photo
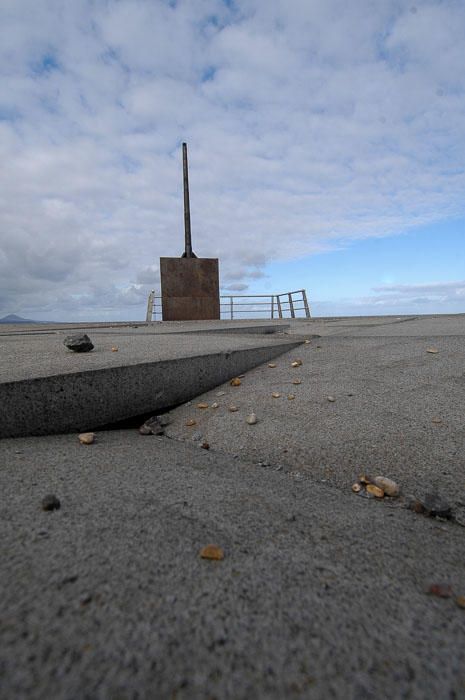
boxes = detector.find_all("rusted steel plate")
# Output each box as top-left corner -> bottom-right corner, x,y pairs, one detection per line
160,257 -> 220,320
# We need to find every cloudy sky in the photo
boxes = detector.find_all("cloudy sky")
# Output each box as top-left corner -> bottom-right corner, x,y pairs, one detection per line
1,0 -> 464,321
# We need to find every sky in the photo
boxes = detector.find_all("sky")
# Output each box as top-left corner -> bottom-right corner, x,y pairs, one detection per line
0,0 -> 464,321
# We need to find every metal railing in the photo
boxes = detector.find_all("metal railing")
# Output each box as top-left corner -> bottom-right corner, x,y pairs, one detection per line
146,289 -> 310,322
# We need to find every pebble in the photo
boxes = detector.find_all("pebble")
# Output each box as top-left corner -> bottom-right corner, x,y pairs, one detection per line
139,416 -> 164,436
366,484 -> 384,498
111,347 -> 118,352
272,392 -> 281,398
431,417 -> 443,424
200,544 -> 224,560
372,476 -> 400,497
63,334 -> 94,353
291,360 -> 302,367
426,348 -> 439,354
228,405 -> 239,412
268,363 -> 277,368
185,419 -> 196,426
327,396 -> 336,402
304,339 -> 311,344
287,394 -> 295,400
292,379 -> 301,385
197,402 -> 209,409
216,391 -> 226,396
456,596 -> 465,609
211,402 -> 219,409
427,583 -> 453,598
421,493 -> 452,519
351,483 -> 362,493
42,494 -> 61,511
246,413 -> 258,425
200,442 -> 210,450
230,378 -> 241,386
78,432 -> 95,445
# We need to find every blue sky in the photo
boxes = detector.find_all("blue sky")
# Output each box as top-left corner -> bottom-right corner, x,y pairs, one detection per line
0,0 -> 464,321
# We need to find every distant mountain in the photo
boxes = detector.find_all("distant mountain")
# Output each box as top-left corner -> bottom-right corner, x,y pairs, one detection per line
0,314 -> 42,324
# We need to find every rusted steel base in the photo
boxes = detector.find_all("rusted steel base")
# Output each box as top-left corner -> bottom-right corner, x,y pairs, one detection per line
160,257 -> 220,321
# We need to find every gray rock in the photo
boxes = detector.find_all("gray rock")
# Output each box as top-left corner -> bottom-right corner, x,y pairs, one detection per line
420,493 -> 452,519
63,334 -> 94,353
41,494 -> 60,511
139,416 -> 165,436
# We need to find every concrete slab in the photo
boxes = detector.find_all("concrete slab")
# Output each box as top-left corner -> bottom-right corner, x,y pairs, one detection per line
1,314 -> 465,699
1,430 -> 465,700
0,326 -> 302,438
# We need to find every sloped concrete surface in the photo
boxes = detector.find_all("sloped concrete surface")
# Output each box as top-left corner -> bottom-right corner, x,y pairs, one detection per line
1,314 -> 465,699
0,326 -> 301,437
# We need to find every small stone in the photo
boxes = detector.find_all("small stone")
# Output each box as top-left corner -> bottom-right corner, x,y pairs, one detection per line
352,483 -> 362,493
216,391 -> 226,396
230,378 -> 241,386
200,442 -> 210,450
111,346 -> 118,352
238,374 -> 245,378
246,413 -> 257,425
372,476 -> 400,497
292,379 -> 301,385
427,583 -> 453,598
78,432 -> 95,445
291,360 -> 302,367
200,544 -> 224,560
80,592 -> 92,606
431,417 -> 443,424
228,405 -> 239,412
139,416 -> 164,436
42,494 -> 60,511
268,363 -> 277,368
359,474 -> 372,484
327,396 -> 336,402
287,394 -> 296,400
185,419 -> 196,427
272,392 -> 281,398
426,348 -> 439,354
211,402 -> 219,409
197,402 -> 209,409
366,484 -> 384,498
63,334 -> 94,353
455,596 -> 465,609
304,339 -> 311,344
420,493 -> 452,519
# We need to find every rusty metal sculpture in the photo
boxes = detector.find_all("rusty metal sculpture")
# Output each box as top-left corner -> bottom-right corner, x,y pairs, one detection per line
160,142 -> 220,320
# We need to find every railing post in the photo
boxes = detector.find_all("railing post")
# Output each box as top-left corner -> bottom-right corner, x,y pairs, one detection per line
302,289 -> 311,318
230,296 -> 234,320
146,290 -> 155,322
271,295 -> 274,319
288,292 -> 295,318
277,295 -> 283,319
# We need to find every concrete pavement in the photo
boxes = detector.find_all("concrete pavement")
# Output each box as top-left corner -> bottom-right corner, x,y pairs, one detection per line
1,314 -> 465,699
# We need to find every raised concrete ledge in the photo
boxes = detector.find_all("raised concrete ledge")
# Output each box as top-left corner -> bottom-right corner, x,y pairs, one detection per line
0,340 -> 302,438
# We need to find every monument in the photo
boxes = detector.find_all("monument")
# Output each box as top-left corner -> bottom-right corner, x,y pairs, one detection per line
160,143 -> 220,321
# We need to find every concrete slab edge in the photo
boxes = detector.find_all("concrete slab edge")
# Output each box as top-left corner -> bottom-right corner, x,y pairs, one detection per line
1,340 -> 303,438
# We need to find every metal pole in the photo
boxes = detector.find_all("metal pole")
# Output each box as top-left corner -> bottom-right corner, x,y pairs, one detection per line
302,289 -> 311,318
181,142 -> 196,258
288,292 -> 295,318
271,295 -> 274,319
146,290 -> 154,322
230,296 -> 234,320
277,295 -> 283,319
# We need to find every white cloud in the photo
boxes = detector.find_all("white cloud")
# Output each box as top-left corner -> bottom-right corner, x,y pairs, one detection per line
1,0 -> 465,319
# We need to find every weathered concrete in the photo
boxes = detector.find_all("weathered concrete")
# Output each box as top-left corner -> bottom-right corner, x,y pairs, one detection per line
0,325 -> 301,437
1,314 -> 465,700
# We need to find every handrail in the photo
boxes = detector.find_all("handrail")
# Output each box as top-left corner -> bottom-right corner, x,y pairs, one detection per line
146,289 -> 311,321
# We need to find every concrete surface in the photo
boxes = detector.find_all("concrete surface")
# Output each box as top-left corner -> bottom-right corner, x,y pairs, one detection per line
0,324 -> 301,437
1,314 -> 465,700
